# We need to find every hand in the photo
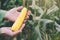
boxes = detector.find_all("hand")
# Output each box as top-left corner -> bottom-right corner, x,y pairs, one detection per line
5,6 -> 31,22
0,24 -> 25,37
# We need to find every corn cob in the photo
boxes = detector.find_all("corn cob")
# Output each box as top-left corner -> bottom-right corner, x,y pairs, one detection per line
11,7 -> 27,31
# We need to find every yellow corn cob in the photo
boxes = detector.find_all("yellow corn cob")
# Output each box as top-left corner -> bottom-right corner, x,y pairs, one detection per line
11,7 -> 27,31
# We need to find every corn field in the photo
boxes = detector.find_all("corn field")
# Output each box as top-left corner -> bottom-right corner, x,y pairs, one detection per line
0,0 -> 60,40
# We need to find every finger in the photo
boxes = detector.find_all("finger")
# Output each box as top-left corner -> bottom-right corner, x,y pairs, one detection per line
24,20 -> 27,23
27,10 -> 31,16
25,16 -> 29,20
19,24 -> 25,32
16,6 -> 23,11
25,10 -> 31,19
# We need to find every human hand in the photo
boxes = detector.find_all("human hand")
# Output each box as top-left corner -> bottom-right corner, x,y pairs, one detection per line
4,6 -> 31,22
0,24 -> 25,37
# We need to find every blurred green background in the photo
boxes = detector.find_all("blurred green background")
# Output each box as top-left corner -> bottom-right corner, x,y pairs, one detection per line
0,0 -> 60,40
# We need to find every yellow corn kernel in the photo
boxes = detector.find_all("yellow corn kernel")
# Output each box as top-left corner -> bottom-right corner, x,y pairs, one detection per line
11,7 -> 27,31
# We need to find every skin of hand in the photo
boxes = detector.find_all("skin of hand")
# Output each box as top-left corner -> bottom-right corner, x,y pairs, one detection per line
1,6 -> 31,37
4,6 -> 31,22
0,24 -> 25,37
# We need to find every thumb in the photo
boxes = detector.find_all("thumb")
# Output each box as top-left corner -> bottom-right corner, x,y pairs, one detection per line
16,6 -> 23,11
